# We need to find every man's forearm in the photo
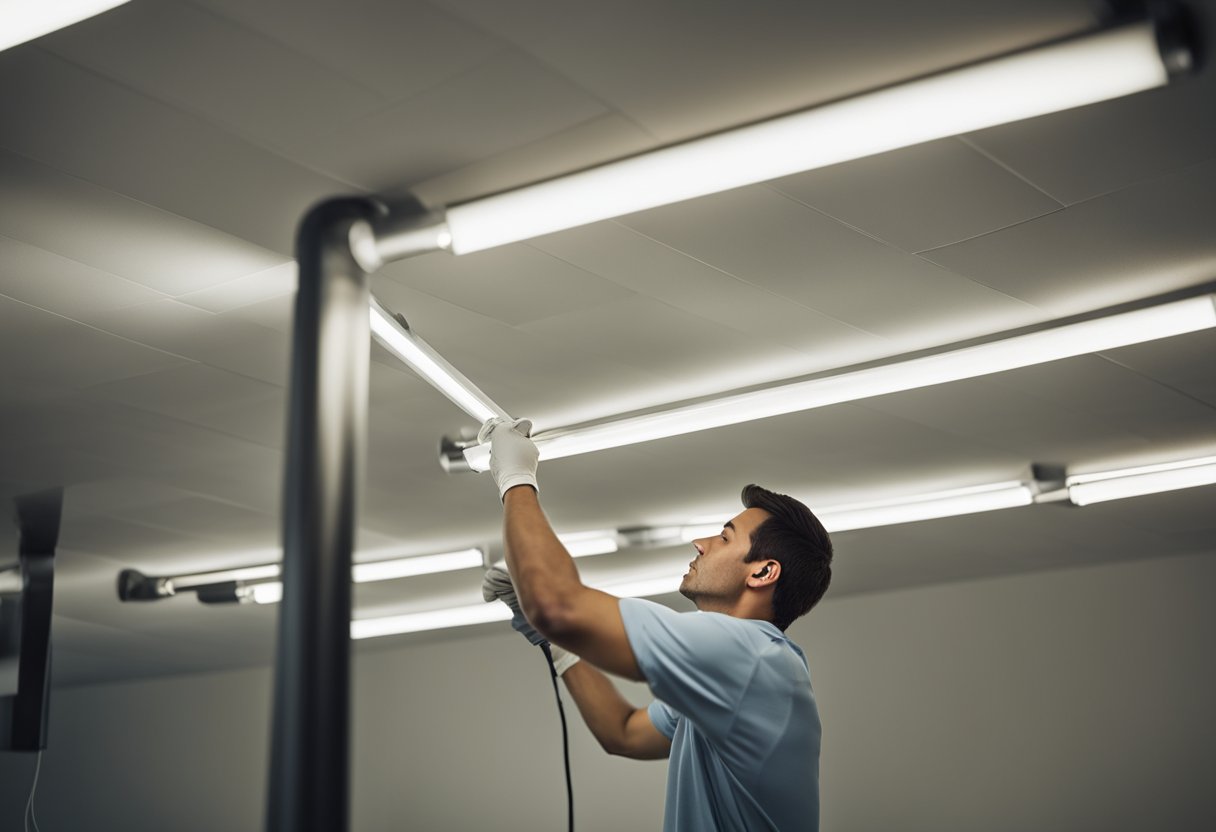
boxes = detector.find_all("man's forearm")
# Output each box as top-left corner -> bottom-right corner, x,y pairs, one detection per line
560,659 -> 638,755
502,485 -> 582,623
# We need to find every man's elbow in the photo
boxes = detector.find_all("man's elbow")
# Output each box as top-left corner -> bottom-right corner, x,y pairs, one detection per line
523,596 -> 576,642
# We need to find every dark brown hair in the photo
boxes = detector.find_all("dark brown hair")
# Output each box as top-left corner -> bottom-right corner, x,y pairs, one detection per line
741,484 -> 833,630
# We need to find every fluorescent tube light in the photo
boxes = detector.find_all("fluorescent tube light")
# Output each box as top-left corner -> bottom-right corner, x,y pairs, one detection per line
351,573 -> 683,640
1,0 -> 132,53
558,530 -> 620,557
817,482 -> 1034,531
165,548 -> 484,604
352,602 -> 510,639
244,548 -> 485,604
352,548 -> 483,582
444,21 -> 1172,253
679,481 -> 1033,538
462,295 -> 1216,471
369,296 -> 509,424
170,564 -> 281,592
1067,455 -> 1216,506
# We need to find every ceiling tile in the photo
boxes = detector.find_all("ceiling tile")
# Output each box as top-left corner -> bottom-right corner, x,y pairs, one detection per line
0,47 -> 351,253
530,221 -> 888,369
620,185 -> 1041,347
41,0 -> 383,152
110,496 -> 277,548
368,277 -> 672,428
384,243 -> 634,325
411,112 -> 656,208
771,138 -> 1062,253
0,150 -> 283,295
1103,329 -> 1216,409
195,0 -> 502,100
83,363 -> 282,427
281,49 -> 608,191
515,294 -> 815,393
79,300 -> 291,386
0,234 -> 165,317
0,295 -> 189,392
175,261 -> 296,314
922,159 -> 1216,315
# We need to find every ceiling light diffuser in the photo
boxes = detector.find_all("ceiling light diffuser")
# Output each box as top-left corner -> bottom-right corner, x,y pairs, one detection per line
1,0 -> 132,53
1067,455 -> 1216,506
460,295 -> 1216,471
443,21 -> 1175,254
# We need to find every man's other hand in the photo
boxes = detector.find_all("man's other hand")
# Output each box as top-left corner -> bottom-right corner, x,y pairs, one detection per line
482,565 -> 547,646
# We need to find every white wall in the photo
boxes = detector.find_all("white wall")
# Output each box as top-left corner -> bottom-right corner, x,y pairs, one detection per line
2,551 -> 1214,831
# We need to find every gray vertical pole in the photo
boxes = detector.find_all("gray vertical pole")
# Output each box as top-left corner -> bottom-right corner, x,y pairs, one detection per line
267,197 -> 378,832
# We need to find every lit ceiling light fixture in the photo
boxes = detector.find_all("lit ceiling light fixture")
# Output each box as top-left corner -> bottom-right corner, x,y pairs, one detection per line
1066,455 -> 1216,506
678,481 -> 1036,539
351,572 -> 682,640
1,0 -> 132,53
438,18 -> 1188,254
246,547 -> 487,606
558,530 -> 620,557
817,482 -> 1035,531
117,548 -> 485,602
369,296 -> 507,424
454,295 -> 1216,471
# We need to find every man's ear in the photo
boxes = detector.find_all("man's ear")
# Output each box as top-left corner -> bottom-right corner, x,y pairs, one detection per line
746,560 -> 780,588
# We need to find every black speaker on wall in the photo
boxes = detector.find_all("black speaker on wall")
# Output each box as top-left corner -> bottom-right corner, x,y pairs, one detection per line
0,487 -> 61,752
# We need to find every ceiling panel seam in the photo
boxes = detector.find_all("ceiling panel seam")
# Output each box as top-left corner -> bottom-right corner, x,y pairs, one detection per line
1095,353 -> 1216,413
177,0 -> 386,98
418,0 -> 660,145
957,134 -> 1066,205
596,219 -> 883,339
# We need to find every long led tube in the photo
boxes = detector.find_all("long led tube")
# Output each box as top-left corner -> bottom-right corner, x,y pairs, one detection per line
1,0 -> 132,53
169,548 -> 484,598
444,21 -> 1171,254
351,573 -> 682,639
679,481 -> 1034,539
1067,455 -> 1216,505
248,538 -> 613,605
369,296 -> 510,424
463,295 -> 1216,471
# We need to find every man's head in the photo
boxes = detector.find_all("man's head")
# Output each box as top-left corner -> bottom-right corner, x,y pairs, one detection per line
679,484 -> 833,630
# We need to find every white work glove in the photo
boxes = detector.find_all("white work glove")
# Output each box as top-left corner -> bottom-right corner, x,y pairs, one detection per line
482,565 -> 580,676
478,417 -> 539,501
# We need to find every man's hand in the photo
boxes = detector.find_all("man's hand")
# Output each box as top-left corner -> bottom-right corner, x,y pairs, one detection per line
478,417 -> 538,501
482,565 -> 580,675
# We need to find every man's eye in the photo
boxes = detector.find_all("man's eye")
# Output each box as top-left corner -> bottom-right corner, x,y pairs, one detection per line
721,534 -> 728,541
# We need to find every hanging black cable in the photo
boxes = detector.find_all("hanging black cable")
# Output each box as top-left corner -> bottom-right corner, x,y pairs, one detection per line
539,642 -> 574,832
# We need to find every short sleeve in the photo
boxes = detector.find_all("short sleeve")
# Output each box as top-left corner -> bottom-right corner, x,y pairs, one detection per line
619,597 -> 760,744
647,699 -> 679,740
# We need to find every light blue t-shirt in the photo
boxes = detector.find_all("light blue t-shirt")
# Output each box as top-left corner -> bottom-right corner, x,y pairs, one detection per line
619,597 -> 821,832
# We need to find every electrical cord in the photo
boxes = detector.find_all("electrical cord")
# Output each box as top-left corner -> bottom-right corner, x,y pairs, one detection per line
25,749 -> 43,832
539,642 -> 574,832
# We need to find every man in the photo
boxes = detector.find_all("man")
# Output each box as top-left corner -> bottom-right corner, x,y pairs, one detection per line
479,417 -> 833,831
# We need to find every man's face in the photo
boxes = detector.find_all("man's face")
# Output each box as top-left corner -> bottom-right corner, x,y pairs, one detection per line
679,507 -> 771,606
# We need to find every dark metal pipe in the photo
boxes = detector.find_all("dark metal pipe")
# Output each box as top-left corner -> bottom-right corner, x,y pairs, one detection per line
266,197 -> 379,832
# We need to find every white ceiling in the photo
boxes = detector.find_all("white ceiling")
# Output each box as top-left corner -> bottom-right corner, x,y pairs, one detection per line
1,0 -> 1214,687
